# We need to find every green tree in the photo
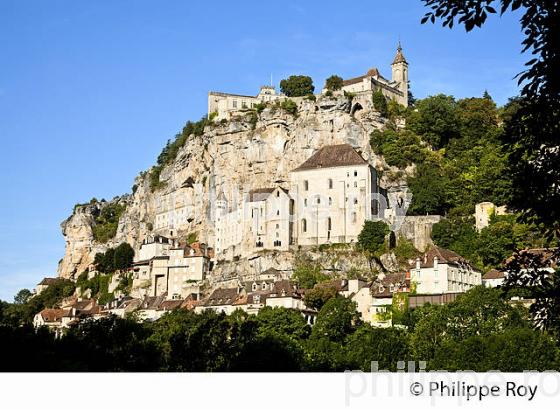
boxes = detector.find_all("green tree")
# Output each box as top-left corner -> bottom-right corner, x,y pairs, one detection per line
279,75 -> 314,97
14,289 -> 32,305
357,220 -> 389,255
345,325 -> 409,371
304,280 -> 340,310
371,89 -> 388,117
407,159 -> 449,215
325,75 -> 343,91
311,296 -> 360,343
113,242 -> 135,271
406,94 -> 460,148
292,259 -> 327,289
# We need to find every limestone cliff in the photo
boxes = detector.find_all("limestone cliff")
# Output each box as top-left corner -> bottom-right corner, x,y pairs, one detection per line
58,94 -> 424,280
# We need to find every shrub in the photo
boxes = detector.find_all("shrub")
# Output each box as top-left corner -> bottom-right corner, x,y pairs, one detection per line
372,89 -> 388,117
92,203 -> 126,243
280,99 -> 298,116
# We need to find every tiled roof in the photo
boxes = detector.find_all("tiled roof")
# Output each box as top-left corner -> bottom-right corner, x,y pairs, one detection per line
370,272 -> 409,297
158,300 -> 186,311
417,246 -> 471,268
483,269 -> 505,280
292,144 -> 367,172
37,277 -> 59,286
247,188 -> 276,202
269,280 -> 300,298
342,67 -> 388,87
392,45 -> 407,65
39,308 -> 66,322
204,288 -> 241,306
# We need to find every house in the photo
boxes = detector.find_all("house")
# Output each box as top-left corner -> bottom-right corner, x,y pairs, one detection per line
349,274 -> 409,327
410,246 -> 482,294
196,287 -> 245,315
482,269 -> 506,288
33,308 -> 71,336
35,278 -> 59,295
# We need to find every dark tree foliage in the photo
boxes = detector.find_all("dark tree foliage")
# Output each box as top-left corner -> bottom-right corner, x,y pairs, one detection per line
325,75 -> 344,91
113,242 -> 135,271
279,75 -> 315,97
420,0 -> 560,335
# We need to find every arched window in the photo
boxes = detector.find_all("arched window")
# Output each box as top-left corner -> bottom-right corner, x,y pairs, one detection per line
328,179 -> 333,189
304,180 -> 309,191
302,219 -> 307,233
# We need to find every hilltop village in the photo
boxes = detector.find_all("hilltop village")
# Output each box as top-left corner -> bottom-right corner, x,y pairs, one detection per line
31,45 -> 556,335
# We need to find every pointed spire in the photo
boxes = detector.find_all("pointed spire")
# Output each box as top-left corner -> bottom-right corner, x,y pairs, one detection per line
392,41 -> 407,65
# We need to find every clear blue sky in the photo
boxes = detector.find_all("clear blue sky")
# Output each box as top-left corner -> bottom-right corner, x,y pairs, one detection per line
0,0 -> 526,301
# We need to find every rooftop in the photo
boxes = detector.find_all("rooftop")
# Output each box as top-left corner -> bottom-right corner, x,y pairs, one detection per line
292,144 -> 367,172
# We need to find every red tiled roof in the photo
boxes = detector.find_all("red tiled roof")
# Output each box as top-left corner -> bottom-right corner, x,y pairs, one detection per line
483,269 -> 505,280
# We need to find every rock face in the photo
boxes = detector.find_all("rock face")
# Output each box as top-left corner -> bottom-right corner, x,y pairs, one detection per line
57,94 -> 421,280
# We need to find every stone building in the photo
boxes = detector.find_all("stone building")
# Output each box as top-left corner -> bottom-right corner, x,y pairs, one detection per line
132,236 -> 211,299
340,43 -> 409,107
208,85 -> 283,120
410,246 -> 482,294
289,144 -> 378,246
474,201 -> 508,231
211,143 -> 379,258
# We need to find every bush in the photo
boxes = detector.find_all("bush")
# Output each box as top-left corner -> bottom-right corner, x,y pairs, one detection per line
280,99 -> 298,116
325,75 -> 343,91
280,75 -> 314,97
92,203 -> 126,243
372,89 -> 388,117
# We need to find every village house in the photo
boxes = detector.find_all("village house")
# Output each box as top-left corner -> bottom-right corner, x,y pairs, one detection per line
410,246 -> 482,294
132,235 -> 212,299
35,277 -> 59,295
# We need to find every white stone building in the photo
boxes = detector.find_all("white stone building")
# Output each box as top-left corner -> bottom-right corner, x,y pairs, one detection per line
289,144 -> 378,246
208,85 -> 283,121
474,201 -> 508,232
340,43 -> 409,107
410,247 -> 482,294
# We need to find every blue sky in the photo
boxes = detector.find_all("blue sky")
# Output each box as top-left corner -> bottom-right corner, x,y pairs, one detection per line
0,0 -> 526,301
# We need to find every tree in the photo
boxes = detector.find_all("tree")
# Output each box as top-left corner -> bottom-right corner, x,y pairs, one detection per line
371,89 -> 388,117
325,75 -> 343,91
255,306 -> 311,341
345,325 -> 410,371
292,259 -> 327,289
304,280 -> 340,310
279,75 -> 314,97
407,159 -> 449,215
14,289 -> 32,305
113,242 -> 135,271
357,220 -> 389,255
311,296 -> 360,343
406,94 -> 460,148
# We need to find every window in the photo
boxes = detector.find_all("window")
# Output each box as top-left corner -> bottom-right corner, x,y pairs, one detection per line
354,170 -> 358,177
276,223 -> 279,229
328,179 -> 333,189
329,197 -> 332,206
262,283 -> 267,290
276,210 -> 280,216
354,181 -> 357,188
304,180 -> 309,191
252,283 -> 257,291
277,190 -> 280,197
317,197 -> 321,205
302,219 -> 307,233
304,198 -> 307,206
233,100 -> 237,108
351,212 -> 357,224
353,198 -> 358,205
327,217 -> 332,231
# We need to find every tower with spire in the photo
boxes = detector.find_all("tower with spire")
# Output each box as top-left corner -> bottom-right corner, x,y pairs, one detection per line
391,42 -> 409,107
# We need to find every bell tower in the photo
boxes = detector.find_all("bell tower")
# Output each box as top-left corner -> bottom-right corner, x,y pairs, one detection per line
391,42 -> 409,106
